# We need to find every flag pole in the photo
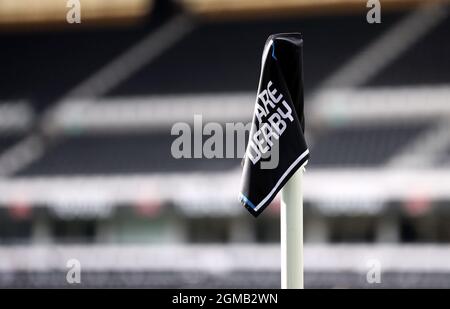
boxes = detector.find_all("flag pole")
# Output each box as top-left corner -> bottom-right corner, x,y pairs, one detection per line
281,166 -> 305,289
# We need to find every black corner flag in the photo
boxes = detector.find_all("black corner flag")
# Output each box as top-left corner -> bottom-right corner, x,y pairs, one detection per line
239,33 -> 309,217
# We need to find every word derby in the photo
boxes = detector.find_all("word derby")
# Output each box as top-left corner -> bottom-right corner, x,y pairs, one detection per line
247,81 -> 294,165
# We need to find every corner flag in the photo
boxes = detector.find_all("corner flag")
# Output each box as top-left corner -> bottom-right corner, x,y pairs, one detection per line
239,33 -> 309,217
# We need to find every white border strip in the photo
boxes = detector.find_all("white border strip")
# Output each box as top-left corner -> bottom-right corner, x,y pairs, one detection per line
319,3 -> 448,88
2,244 -> 450,272
2,167 -> 450,210
310,85 -> 450,124
0,102 -> 33,132
254,149 -> 309,211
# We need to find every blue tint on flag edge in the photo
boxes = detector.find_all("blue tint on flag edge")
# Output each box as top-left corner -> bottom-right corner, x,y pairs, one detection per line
271,43 -> 277,60
239,193 -> 257,210
239,149 -> 309,217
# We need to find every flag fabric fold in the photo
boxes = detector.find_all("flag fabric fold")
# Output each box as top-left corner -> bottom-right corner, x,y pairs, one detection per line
239,33 -> 309,217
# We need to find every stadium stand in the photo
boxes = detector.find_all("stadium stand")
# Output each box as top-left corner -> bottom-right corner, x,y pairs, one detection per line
0,14 -> 169,112
309,122 -> 431,167
0,0 -> 450,288
1,245 -> 450,288
15,132 -> 240,175
366,15 -> 450,86
107,14 -> 403,96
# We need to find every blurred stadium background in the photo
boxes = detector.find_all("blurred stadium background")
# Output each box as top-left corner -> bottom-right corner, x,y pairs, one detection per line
0,0 -> 450,288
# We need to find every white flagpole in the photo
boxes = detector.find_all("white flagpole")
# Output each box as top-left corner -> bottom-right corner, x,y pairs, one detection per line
281,166 -> 305,289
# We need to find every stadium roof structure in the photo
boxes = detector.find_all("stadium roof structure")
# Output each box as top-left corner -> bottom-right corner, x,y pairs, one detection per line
179,0 -> 450,19
0,0 -> 153,28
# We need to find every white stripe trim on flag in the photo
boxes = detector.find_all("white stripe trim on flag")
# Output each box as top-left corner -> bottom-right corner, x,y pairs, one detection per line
254,148 -> 309,212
